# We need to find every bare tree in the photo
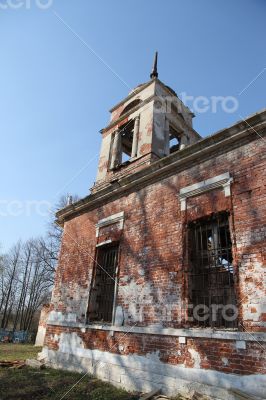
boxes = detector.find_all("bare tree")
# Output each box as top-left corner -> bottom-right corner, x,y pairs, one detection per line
0,249 -> 5,314
47,194 -> 79,257
0,194 -> 79,333
13,241 -> 32,331
1,242 -> 21,329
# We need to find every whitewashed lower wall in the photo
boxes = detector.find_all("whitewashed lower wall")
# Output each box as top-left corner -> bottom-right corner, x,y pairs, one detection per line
38,332 -> 266,400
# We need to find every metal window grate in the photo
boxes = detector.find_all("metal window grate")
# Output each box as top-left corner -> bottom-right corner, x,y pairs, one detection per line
88,244 -> 119,323
187,212 -> 237,328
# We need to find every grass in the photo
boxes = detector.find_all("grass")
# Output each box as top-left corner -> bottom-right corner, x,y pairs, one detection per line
0,343 -> 42,361
0,344 -> 138,400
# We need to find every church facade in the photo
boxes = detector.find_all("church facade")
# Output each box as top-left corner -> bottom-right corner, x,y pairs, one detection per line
39,57 -> 266,398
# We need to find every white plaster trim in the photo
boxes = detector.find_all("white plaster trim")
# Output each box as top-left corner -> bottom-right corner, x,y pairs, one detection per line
35,326 -> 46,347
179,172 -> 233,211
95,211 -> 125,237
46,321 -> 266,342
48,311 -> 77,324
44,347 -> 266,399
96,239 -> 113,247
236,340 -> 246,350
180,198 -> 186,212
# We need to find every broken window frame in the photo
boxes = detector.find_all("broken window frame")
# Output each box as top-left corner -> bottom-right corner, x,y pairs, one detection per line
87,243 -> 120,324
187,212 -> 238,329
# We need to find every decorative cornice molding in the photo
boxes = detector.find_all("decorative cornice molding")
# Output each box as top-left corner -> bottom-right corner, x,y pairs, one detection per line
95,211 -> 125,237
46,321 -> 266,342
109,81 -> 152,113
179,172 -> 233,211
56,110 -> 266,225
103,95 -> 154,133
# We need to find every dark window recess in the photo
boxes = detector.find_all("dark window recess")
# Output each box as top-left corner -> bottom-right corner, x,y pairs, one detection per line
120,120 -> 134,163
187,212 -> 237,328
88,244 -> 119,323
169,125 -> 180,153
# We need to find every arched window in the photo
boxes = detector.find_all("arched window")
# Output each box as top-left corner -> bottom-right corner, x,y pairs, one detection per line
120,99 -> 141,117
169,125 -> 181,153
119,120 -> 135,163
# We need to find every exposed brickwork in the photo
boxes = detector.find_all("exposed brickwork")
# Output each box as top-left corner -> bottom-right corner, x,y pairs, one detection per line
92,152 -> 157,194
51,137 -> 265,329
41,72 -> 266,396
43,131 -> 266,382
45,325 -> 266,375
38,304 -> 50,327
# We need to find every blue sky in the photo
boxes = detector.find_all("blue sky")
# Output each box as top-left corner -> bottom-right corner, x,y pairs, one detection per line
0,0 -> 265,251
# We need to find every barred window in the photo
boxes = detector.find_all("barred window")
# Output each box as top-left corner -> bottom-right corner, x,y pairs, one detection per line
187,212 -> 237,328
87,244 -> 119,323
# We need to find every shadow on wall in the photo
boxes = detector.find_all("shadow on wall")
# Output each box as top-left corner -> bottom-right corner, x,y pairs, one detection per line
46,138 -> 266,397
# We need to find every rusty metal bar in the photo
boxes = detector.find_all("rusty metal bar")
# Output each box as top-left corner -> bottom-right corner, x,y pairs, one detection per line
89,244 -> 119,323
188,212 -> 237,328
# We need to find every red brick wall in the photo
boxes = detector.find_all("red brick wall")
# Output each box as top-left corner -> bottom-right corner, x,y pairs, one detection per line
51,137 -> 265,329
46,136 -> 265,376
38,304 -> 50,327
44,325 -> 266,376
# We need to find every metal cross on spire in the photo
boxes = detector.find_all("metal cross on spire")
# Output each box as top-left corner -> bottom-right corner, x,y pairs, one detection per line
150,51 -> 158,79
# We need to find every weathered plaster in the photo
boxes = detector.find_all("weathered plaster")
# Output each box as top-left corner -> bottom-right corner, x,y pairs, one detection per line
39,333 -> 266,399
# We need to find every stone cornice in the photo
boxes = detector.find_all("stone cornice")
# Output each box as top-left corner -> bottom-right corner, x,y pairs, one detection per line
56,109 -> 266,225
46,320 -> 266,342
107,78 -> 193,119
104,91 -> 199,136
179,172 -> 233,210
102,94 -> 154,133
109,80 -> 153,113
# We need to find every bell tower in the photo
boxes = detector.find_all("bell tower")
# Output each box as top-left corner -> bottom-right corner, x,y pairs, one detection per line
93,53 -> 201,191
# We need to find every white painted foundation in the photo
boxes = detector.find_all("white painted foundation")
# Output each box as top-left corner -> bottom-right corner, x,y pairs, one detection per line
35,325 -> 46,347
38,332 -> 266,400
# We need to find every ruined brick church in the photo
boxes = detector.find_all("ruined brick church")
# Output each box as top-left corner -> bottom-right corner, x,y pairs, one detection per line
39,54 -> 266,398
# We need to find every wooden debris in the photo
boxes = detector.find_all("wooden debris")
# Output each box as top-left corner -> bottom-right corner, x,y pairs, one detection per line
154,396 -> 170,400
140,388 -> 161,399
0,360 -> 26,369
229,389 -> 258,400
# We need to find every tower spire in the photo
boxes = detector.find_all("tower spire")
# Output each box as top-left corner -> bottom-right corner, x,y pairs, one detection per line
150,51 -> 158,79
